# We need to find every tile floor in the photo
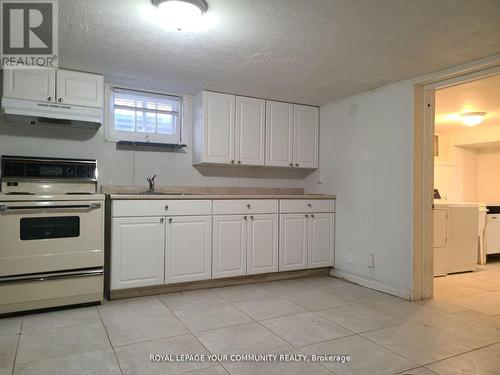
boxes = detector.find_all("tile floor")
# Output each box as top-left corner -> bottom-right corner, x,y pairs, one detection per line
1,259 -> 500,375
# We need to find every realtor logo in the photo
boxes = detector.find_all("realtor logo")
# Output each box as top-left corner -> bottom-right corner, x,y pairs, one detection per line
1,0 -> 58,68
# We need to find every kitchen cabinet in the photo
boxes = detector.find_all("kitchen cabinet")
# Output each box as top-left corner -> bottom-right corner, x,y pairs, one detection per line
247,214 -> 279,275
265,101 -> 294,167
266,101 -> 319,169
308,213 -> 335,268
56,69 -> 104,107
165,216 -> 212,283
235,96 -> 266,166
2,68 -> 103,108
3,69 -> 56,102
110,216 -> 165,290
279,214 -> 309,271
294,105 -> 319,168
212,215 -> 247,278
193,91 -> 235,164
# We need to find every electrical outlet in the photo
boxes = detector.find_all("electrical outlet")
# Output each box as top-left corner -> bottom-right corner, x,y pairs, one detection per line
367,253 -> 375,268
317,172 -> 324,184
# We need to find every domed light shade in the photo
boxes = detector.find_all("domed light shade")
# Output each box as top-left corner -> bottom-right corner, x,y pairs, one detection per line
460,112 -> 487,127
151,0 -> 208,30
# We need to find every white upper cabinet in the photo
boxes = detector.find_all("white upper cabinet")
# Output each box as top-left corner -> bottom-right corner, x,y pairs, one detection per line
165,215 -> 212,284
294,105 -> 319,169
235,96 -> 265,166
2,68 -> 103,108
194,91 -> 235,164
3,69 -> 56,102
56,69 -> 103,107
265,100 -> 294,167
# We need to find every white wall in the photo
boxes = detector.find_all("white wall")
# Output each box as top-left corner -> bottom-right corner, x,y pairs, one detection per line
0,95 -> 308,190
477,147 -> 500,203
304,82 -> 414,295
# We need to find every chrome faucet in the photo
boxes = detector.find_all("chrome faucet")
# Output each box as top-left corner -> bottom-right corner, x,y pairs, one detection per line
147,175 -> 157,193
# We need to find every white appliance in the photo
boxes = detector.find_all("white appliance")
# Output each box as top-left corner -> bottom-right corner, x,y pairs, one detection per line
433,201 -> 479,276
485,206 -> 500,257
1,97 -> 102,129
478,204 -> 488,265
0,156 -> 104,314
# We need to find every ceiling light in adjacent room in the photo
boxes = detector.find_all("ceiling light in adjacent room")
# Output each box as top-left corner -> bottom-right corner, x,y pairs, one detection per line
151,0 -> 208,31
460,111 -> 487,127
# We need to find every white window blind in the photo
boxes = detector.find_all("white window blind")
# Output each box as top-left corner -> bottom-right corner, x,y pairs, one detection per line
109,88 -> 181,144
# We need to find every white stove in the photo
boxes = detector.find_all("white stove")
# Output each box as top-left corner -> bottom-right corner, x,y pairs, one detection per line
0,156 -> 104,315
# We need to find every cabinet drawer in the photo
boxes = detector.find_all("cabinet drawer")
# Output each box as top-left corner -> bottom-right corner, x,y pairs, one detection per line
280,199 -> 335,213
213,199 -> 278,215
112,200 -> 212,217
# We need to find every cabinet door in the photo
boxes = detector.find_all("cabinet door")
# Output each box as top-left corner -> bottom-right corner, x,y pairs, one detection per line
433,209 -> 447,248
203,91 -> 235,164
247,214 -> 278,275
279,214 -> 308,271
265,100 -> 293,167
235,96 -> 265,166
56,69 -> 103,107
165,216 -> 212,283
111,217 -> 165,290
213,215 -> 246,278
308,213 -> 334,268
3,69 -> 55,102
293,105 -> 319,169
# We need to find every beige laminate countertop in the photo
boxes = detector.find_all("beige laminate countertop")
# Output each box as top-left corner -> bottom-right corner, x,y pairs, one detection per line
107,193 -> 336,200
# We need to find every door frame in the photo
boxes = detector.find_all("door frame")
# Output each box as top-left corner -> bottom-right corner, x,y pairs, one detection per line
412,57 -> 500,300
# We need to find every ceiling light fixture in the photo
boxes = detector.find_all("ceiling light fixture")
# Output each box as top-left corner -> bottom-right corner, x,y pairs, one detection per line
460,111 -> 487,127
151,0 -> 208,31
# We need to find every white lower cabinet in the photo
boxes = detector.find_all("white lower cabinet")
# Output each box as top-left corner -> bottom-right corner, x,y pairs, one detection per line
247,214 -> 278,275
165,216 -> 212,283
111,216 -> 165,290
213,215 -> 247,278
279,214 -> 309,271
308,213 -> 335,268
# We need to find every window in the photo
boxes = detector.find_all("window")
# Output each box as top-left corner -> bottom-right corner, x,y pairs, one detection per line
107,88 -> 182,144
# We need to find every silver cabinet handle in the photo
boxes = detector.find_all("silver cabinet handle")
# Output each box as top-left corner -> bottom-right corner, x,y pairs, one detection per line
58,98 -> 63,103
244,216 -> 248,220
169,218 -> 173,223
231,160 -> 235,164
295,164 -> 299,167
250,216 -> 254,220
246,204 -> 251,209
289,163 -> 293,166
164,205 -> 169,210
47,96 -> 53,101
160,218 -> 164,223
307,203 -> 312,208
310,214 -> 315,218
238,161 -> 241,164
305,214 -> 309,218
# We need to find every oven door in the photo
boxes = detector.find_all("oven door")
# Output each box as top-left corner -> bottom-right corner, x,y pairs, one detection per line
0,200 -> 104,277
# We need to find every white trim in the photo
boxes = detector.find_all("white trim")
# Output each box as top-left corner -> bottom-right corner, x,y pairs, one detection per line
330,269 -> 412,300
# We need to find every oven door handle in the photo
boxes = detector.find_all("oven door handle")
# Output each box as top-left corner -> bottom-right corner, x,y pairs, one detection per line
0,202 -> 102,211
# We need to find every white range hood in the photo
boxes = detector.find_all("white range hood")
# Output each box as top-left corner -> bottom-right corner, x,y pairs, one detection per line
1,97 -> 103,129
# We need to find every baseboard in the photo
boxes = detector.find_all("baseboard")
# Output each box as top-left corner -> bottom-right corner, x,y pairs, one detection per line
330,269 -> 412,300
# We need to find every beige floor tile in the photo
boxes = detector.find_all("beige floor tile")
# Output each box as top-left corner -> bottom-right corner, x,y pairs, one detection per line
231,297 -> 306,321
186,365 -> 229,374
426,343 -> 500,374
173,303 -> 252,332
215,284 -> 273,302
98,297 -> 188,346
260,312 -> 352,347
362,297 -> 424,321
0,317 -> 22,337
413,299 -> 467,314
22,306 -> 101,335
316,303 -> 402,333
301,335 -> 418,375
447,295 -> 500,315
115,334 -> 213,375
16,322 -> 110,366
397,367 -> 437,374
159,289 -> 226,311
280,289 -> 355,311
0,335 -> 18,369
361,323 -> 471,365
408,308 -> 500,348
454,309 -> 500,328
323,282 -> 388,303
13,349 -> 121,375
0,368 -> 12,375
195,323 -> 292,355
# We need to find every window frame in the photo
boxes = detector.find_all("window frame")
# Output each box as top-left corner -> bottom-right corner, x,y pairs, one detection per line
105,85 -> 183,144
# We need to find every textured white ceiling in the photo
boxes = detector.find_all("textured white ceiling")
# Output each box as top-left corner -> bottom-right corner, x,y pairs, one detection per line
59,0 -> 500,105
435,74 -> 500,132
